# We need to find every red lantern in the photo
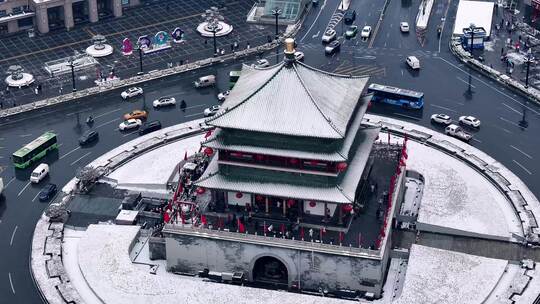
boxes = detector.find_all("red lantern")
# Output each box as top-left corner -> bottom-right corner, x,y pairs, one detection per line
289,158 -> 299,165
204,147 -> 214,156
255,154 -> 265,161
235,192 -> 243,199
337,162 -> 348,172
309,160 -> 318,166
256,195 -> 264,202
196,187 -> 206,194
342,204 -> 353,212
309,201 -> 317,208
287,199 -> 295,207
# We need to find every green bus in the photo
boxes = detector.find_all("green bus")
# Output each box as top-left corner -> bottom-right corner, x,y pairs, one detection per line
229,70 -> 241,89
12,132 -> 58,169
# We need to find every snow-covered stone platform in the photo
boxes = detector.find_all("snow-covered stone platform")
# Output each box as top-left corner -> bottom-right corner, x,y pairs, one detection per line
394,244 -> 508,304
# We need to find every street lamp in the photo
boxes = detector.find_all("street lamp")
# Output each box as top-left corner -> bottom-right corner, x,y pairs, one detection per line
271,7 -> 282,39
202,7 -> 225,57
67,56 -> 77,92
468,23 -> 476,57
136,43 -> 144,75
525,49 -> 533,88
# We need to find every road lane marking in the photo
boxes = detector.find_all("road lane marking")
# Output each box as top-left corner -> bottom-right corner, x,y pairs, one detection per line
17,182 -> 31,197
8,272 -> 15,294
512,160 -> 533,175
456,77 -> 476,88
437,56 -> 540,116
510,145 -> 533,159
472,138 -> 482,143
66,107 -> 92,116
94,108 -> 121,119
299,0 -> 328,42
501,102 -> 521,115
19,134 -> 32,138
122,130 -> 139,137
184,104 -> 206,110
185,113 -> 203,118
392,113 -> 421,121
60,146 -> 81,160
430,104 -> 458,113
312,30 -> 320,38
96,118 -> 120,129
70,152 -> 92,166
4,177 -> 15,189
31,191 -> 40,202
10,225 -> 17,246
499,116 -> 521,128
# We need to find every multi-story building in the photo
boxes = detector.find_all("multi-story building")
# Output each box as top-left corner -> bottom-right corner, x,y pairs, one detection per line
0,0 -> 141,35
154,40 -> 408,298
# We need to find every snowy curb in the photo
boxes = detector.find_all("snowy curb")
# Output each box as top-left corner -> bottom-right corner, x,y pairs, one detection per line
33,119 -> 206,304
31,215 -> 83,304
449,37 -> 540,106
364,114 -> 540,244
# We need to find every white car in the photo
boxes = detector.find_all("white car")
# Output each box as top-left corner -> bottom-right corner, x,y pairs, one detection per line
119,118 -> 142,130
400,22 -> 409,33
445,124 -> 473,142
431,113 -> 452,125
121,87 -> 143,99
204,105 -> 221,117
361,26 -> 372,38
459,115 -> 481,128
255,59 -> 270,68
406,56 -> 420,70
321,29 -> 337,43
217,90 -> 230,102
153,96 -> 176,108
294,51 -> 305,61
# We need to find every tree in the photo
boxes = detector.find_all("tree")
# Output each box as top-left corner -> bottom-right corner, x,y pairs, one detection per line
75,166 -> 106,193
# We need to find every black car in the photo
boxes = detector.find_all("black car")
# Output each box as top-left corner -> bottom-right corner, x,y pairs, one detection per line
325,40 -> 341,55
39,183 -> 57,201
139,120 -> 162,135
344,10 -> 356,24
79,130 -> 99,145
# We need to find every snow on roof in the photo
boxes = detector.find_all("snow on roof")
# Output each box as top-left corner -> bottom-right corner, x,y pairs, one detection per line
394,245 -> 507,304
203,96 -> 372,162
76,224 -> 350,304
107,134 -> 204,185
453,0 -> 494,37
207,62 -> 369,139
402,135 -> 523,240
512,262 -> 540,303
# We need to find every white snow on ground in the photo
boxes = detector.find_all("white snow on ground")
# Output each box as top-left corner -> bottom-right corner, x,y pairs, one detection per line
513,262 -> 540,304
394,245 -> 507,304
77,224 -> 349,304
484,263 -> 522,304
108,134 -> 204,186
381,133 -> 522,240
63,228 -> 102,304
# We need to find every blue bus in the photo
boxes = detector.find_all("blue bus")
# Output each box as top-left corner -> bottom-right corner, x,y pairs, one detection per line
367,83 -> 424,109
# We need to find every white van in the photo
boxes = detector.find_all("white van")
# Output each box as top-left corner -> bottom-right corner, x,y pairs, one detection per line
406,56 -> 420,70
30,163 -> 49,183
194,75 -> 216,88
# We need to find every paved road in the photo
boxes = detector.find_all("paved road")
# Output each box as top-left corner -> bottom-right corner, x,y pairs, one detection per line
1,0 -> 540,302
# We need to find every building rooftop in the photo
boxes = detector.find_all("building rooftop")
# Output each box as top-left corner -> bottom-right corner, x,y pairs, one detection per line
203,96 -> 371,162
206,62 -> 369,139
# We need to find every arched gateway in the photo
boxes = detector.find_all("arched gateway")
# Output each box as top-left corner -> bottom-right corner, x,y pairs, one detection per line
251,256 -> 289,288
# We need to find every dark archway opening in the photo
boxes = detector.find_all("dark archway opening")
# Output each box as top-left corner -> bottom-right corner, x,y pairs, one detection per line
252,256 -> 288,288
